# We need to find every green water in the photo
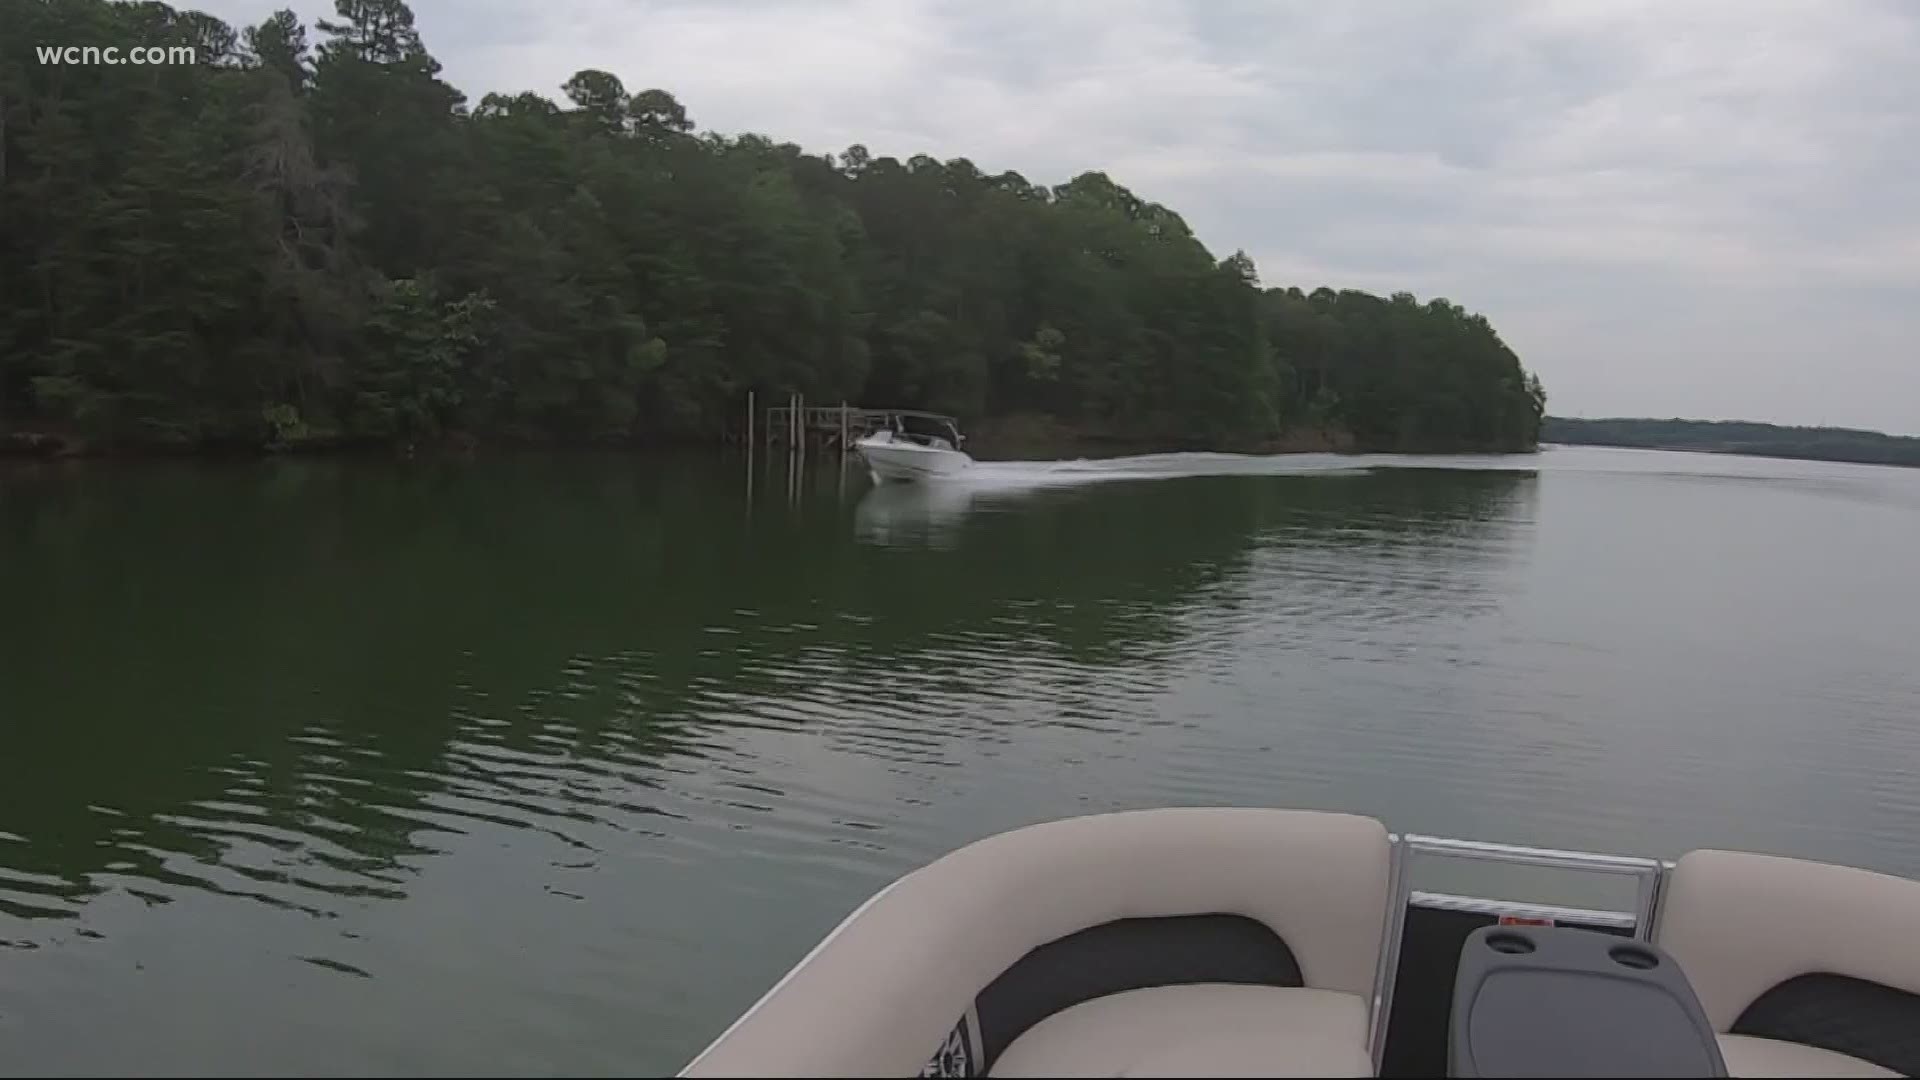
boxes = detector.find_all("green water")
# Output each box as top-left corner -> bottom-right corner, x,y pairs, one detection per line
3,446 -> 1919,1075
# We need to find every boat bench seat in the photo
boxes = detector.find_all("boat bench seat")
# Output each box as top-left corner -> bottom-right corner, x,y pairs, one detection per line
681,807 -> 1391,1078
987,984 -> 1372,1078
1659,849 -> 1920,1078
1716,1035 -> 1899,1078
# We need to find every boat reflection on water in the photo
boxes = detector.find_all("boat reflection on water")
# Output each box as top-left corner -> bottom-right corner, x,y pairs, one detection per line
851,478 -> 984,548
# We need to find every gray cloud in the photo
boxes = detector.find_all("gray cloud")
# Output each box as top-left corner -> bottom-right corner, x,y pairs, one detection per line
198,0 -> 1920,432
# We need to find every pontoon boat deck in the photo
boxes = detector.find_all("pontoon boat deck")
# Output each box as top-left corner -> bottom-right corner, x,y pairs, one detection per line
681,808 -> 1918,1078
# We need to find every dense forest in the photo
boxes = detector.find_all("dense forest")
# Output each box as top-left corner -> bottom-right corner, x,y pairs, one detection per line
1545,417 -> 1920,468
0,0 -> 1546,456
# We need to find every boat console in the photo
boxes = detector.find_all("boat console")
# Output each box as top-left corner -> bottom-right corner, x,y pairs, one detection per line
1449,925 -> 1725,1077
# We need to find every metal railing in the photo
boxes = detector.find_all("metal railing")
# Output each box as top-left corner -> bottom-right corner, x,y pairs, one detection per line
1365,833 -> 1669,1070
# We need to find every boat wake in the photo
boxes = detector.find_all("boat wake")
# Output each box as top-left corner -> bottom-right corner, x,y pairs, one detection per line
850,449 -> 1540,548
965,451 -> 1366,487
961,447 -> 1544,489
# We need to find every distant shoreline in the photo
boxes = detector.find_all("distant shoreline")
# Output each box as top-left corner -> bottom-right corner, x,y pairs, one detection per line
1543,417 -> 1920,469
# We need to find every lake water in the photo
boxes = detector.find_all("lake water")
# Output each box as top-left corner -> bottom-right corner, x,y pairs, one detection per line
3,445 -> 1918,1075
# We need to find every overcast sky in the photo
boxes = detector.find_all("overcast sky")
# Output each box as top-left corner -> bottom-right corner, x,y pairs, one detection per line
199,0 -> 1920,433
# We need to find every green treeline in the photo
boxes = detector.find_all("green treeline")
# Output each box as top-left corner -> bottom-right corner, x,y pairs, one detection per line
0,0 -> 1546,455
1544,417 -> 1920,469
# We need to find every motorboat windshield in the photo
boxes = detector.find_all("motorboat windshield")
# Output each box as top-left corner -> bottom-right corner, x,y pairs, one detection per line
895,414 -> 963,449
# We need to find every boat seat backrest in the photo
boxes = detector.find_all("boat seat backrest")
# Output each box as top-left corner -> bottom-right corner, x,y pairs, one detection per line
684,807 -> 1389,1077
934,807 -> 1392,999
1658,849 -> 1920,1076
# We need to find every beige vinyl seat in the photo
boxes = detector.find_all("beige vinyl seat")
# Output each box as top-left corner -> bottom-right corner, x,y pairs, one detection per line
985,981 -> 1371,1078
683,807 -> 1392,1077
1657,849 -> 1920,1078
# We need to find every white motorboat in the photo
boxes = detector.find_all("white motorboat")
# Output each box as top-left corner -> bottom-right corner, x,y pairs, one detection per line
856,415 -> 972,484
681,807 -> 1920,1078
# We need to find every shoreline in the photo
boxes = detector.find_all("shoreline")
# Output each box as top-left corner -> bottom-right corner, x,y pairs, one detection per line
21,436 -> 1918,471
1,421 -> 1541,465
1546,439 -> 1920,471
27,416 -> 1915,470
1542,416 -> 1920,470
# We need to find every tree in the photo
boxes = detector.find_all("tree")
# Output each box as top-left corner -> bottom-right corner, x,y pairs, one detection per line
244,10 -> 310,91
0,0 -> 1544,456
561,69 -> 630,136
628,88 -> 691,135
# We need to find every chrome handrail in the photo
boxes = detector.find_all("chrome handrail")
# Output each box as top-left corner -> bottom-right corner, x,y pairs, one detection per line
1365,832 -> 1671,1071
1402,833 -> 1665,874
1365,831 -> 1411,1071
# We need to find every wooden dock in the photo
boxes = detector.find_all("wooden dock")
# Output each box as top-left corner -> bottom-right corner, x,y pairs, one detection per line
751,393 -> 957,452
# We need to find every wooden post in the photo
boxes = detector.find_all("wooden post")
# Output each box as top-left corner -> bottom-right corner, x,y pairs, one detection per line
787,416 -> 799,502
745,390 -> 754,449
840,401 -> 849,454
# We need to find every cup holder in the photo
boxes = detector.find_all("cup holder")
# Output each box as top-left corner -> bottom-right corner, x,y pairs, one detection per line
1609,944 -> 1660,970
1484,931 -> 1536,955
